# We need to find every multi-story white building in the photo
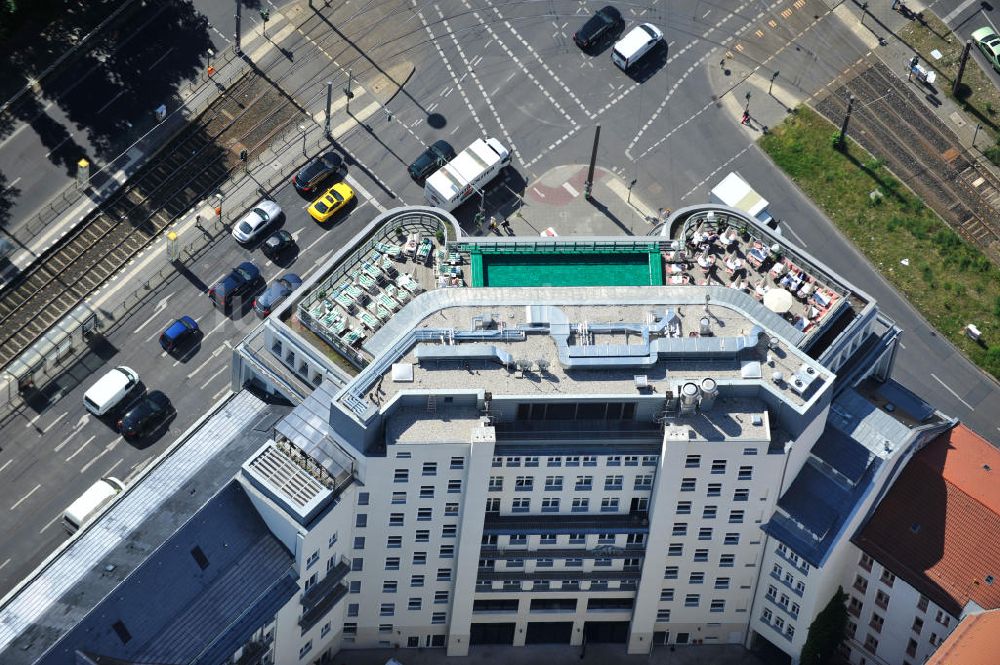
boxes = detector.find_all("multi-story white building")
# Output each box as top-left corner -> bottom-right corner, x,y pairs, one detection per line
0,205 -> 956,665
836,423 -> 1000,665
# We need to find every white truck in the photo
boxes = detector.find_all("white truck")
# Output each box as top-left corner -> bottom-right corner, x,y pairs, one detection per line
710,172 -> 781,235
424,137 -> 510,211
63,477 -> 125,534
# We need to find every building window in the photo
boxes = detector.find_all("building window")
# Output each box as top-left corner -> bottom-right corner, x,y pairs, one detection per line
660,588 -> 675,601
724,532 -> 739,545
642,455 -> 657,466
328,532 -> 338,548
525,456 -> 539,467
422,462 -> 437,476
664,566 -> 678,580
540,534 -> 557,544
772,563 -> 782,577
714,577 -> 730,590
767,585 -> 777,600
860,553 -> 874,572
416,529 -> 430,542
600,497 -> 620,512
389,513 -> 404,527
848,596 -> 863,617
728,509 -> 744,524
411,575 -> 424,587
451,456 -> 464,469
912,616 -> 923,634
351,557 -> 364,571
537,558 -> 555,567
394,469 -> 409,483
385,557 -> 400,571
863,634 -> 878,654
432,612 -> 446,624
880,570 -> 896,587
409,597 -> 422,611
566,558 -> 583,567
515,476 -> 533,491
779,593 -> 789,608
605,475 -> 624,490
694,549 -> 709,562
379,624 -> 393,634
854,575 -> 868,594
356,514 -> 367,528
393,491 -> 407,504
547,456 -> 563,467
761,608 -> 773,623
437,568 -> 452,581
711,460 -> 726,474
583,455 -> 597,467
935,610 -> 952,628
420,486 -> 434,499
383,581 -> 397,593
676,501 -> 692,515
624,455 -> 639,466
358,492 -> 370,505
869,613 -> 884,633
733,489 -> 750,502
492,456 -> 503,468
435,591 -> 448,604
512,498 -> 530,512
689,572 -> 705,584
448,480 -> 461,493
575,475 -> 593,490
572,498 -> 589,512
656,609 -> 671,621
875,590 -> 890,610
720,554 -> 735,567
569,533 -> 585,544
668,544 -> 683,557
703,505 -> 717,519
634,474 -> 653,490
541,498 -> 560,512
566,456 -> 580,467
417,507 -> 432,521
510,534 -> 527,545
685,454 -> 701,468
738,465 -> 753,480
506,457 -> 521,467
698,527 -> 713,540
413,552 -> 427,565
380,603 -> 395,616
795,581 -> 806,594
685,594 -> 700,607
598,533 -> 616,544
445,503 -> 459,516
707,483 -> 722,497
299,641 -> 313,659
347,603 -> 359,617
306,550 -> 320,568
791,602 -> 800,617
743,447 -> 758,455
489,476 -> 503,491
710,599 -> 725,613
680,478 -> 696,492
545,475 -> 563,491
917,595 -> 929,612
906,638 -> 917,657
349,581 -> 361,593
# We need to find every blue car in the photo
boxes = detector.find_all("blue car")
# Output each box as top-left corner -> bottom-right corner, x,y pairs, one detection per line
159,316 -> 199,352
207,261 -> 262,310
253,273 -> 303,317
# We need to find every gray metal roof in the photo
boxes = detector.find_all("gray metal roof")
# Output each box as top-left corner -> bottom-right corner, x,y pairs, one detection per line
0,390 -> 289,665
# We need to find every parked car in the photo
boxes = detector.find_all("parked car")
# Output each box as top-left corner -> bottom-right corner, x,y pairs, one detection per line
612,23 -> 663,71
408,140 -> 456,182
293,152 -> 344,193
207,261 -> 262,310
158,316 -> 199,353
307,182 -> 355,223
117,391 -> 173,439
253,273 -> 303,317
232,200 -> 282,244
573,5 -> 624,51
973,26 -> 1000,72
261,229 -> 295,261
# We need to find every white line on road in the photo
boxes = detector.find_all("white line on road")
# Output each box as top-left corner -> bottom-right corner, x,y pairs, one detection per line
39,513 -> 62,534
145,46 -> 175,71
134,293 -> 173,334
780,223 -> 808,249
42,411 -> 68,434
7,176 -> 21,188
24,412 -> 43,429
204,318 -> 228,338
0,558 -> 9,572
899,342 -> 906,350
200,365 -> 229,390
562,182 -> 579,197
931,373 -> 974,410
302,233 -> 328,254
66,435 -> 96,461
96,89 -> 127,114
942,0 -> 980,23
0,459 -> 12,475
10,484 -> 41,511
186,355 -> 217,379
345,174 -> 386,213
213,387 -> 230,401
104,458 -> 124,477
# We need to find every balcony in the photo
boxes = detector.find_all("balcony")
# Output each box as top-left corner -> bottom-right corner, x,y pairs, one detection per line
298,582 -> 348,631
483,512 -> 649,535
479,544 -> 645,559
301,559 -> 350,611
475,568 -> 642,582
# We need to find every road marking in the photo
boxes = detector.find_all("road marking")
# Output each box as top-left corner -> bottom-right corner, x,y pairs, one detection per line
345,174 -> 386,213
104,458 -> 124,477
302,233 -> 328,254
562,182 -> 579,197
39,513 -> 62,534
41,411 -> 68,434
80,439 -> 119,474
213,387 -> 230,401
0,459 -> 12,475
7,176 -> 21,188
96,89 -> 127,114
24,413 -> 43,429
930,373 -> 974,410
781,223 -> 808,249
66,434 -> 97,461
204,318 -> 228,338
146,45 -> 175,71
942,0 -> 980,23
187,354 -> 219,379
11,484 -> 41,510
0,558 -> 9,572
248,23 -> 297,62
899,342 -> 906,350
134,293 -> 173,334
200,365 -> 229,389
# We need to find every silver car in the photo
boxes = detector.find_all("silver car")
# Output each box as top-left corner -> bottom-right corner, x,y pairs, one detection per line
232,200 -> 282,244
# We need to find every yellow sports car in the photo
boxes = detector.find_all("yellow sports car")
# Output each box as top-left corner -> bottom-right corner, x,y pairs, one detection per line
307,181 -> 355,222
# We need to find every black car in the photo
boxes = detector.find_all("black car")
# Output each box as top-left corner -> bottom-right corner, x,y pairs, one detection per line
207,261 -> 262,310
261,229 -> 295,260
573,5 -> 624,51
293,152 -> 344,193
408,140 -> 456,182
117,391 -> 173,439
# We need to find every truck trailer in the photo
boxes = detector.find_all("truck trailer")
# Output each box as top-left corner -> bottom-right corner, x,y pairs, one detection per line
424,138 -> 510,211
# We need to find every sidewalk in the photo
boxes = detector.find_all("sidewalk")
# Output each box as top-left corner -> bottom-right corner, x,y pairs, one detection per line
486,164 -> 668,239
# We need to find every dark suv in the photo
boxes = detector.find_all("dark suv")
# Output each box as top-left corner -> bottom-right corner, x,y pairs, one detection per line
293,152 -> 344,193
408,140 -> 456,183
573,6 -> 624,51
207,261 -> 263,310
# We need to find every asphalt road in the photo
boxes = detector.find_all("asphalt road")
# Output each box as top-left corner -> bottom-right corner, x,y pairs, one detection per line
1,0 -> 1000,597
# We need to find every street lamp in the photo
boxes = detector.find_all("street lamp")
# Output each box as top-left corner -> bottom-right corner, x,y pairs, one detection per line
298,124 -> 307,157
744,91 -> 752,113
769,71 -> 779,96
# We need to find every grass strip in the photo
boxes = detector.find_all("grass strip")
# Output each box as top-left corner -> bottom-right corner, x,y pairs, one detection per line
759,107 -> 1000,379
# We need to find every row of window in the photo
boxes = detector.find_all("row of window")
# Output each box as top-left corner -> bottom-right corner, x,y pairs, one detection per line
765,585 -> 802,617
392,470 -> 464,489
480,557 -> 640,569
483,533 -> 645,546
673,506 -> 746,522
683,457 -> 755,479
488,474 -> 655,491
770,563 -> 807,595
356,508 -> 459,529
392,454 -> 466,469
671,525 -> 741,543
759,608 -> 795,640
661,576 -> 731,591
492,496 -> 643,513
665,547 -> 737,566
492,455 -> 658,468
680,479 -> 751,501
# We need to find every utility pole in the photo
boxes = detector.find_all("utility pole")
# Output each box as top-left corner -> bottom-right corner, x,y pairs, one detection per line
325,81 -> 333,138
299,124 -> 308,157
260,8 -> 270,37
343,69 -> 354,113
234,0 -> 242,55
860,1 -> 868,25
584,124 -> 601,200
837,95 -> 856,149
954,40 -> 972,97
744,90 -> 752,113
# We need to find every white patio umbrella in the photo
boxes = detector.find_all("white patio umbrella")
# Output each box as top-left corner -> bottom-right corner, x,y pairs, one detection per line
763,287 -> 795,314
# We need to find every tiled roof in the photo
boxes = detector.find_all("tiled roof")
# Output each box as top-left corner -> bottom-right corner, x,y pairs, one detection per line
927,609 -> 1000,665
854,424 -> 1000,616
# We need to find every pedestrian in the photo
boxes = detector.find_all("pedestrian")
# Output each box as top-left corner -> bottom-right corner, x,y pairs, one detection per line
741,110 -> 751,125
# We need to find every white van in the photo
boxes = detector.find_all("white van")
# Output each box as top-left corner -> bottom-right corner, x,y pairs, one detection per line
63,477 -> 125,534
612,23 -> 663,71
83,366 -> 140,416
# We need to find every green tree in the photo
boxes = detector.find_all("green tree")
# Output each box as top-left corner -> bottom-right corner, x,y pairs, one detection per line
800,587 -> 849,665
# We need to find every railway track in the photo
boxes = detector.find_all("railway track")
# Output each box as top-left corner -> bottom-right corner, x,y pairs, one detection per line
0,72 -> 302,369
814,60 -> 1000,262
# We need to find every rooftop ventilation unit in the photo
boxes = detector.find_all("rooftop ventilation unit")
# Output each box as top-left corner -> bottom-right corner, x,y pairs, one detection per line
771,371 -> 784,386
699,378 -> 718,410
634,375 -> 649,389
699,317 -> 711,336
679,382 -> 700,415
790,364 -> 819,396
